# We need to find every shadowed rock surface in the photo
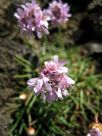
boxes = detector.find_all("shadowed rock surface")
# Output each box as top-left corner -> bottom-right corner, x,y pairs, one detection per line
0,39 -> 32,136
0,1 -> 32,135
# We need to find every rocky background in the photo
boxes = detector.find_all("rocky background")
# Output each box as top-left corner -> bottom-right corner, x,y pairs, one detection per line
0,0 -> 102,135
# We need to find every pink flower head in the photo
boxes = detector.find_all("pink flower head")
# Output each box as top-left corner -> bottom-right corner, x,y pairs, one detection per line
27,55 -> 75,102
87,128 -> 102,136
44,55 -> 68,73
46,0 -> 71,26
14,0 -> 50,38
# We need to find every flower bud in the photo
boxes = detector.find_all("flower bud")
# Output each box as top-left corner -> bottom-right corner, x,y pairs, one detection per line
19,93 -> 27,100
27,127 -> 35,135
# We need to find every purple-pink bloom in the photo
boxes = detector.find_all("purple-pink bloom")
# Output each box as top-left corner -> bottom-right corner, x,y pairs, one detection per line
46,0 -> 71,26
87,128 -> 102,136
27,55 -> 75,102
14,0 -> 50,38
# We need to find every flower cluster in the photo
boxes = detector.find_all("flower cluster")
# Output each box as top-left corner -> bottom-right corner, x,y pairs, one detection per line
14,0 -> 50,38
27,55 -> 75,102
46,0 -> 71,26
14,0 -> 71,38
87,128 -> 102,136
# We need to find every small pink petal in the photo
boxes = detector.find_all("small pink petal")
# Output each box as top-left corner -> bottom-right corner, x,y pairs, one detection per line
56,88 -> 63,99
45,82 -> 52,92
37,31 -> 42,39
62,89 -> 68,96
43,77 -> 52,91
27,78 -> 37,86
14,13 -> 20,19
53,55 -> 59,63
58,67 -> 68,73
46,91 -> 58,102
34,79 -> 43,93
66,77 -> 75,85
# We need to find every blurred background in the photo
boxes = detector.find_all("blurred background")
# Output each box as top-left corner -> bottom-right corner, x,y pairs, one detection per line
0,0 -> 102,136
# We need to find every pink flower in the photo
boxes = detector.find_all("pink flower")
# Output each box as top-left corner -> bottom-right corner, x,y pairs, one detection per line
87,128 -> 102,136
27,55 -> 75,102
46,0 -> 71,26
14,0 -> 50,38
44,55 -> 68,73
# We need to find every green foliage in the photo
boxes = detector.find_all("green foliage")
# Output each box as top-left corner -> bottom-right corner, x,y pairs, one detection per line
9,40 -> 102,136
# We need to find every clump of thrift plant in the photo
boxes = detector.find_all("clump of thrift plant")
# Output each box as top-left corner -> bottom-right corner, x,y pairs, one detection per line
27,55 -> 75,102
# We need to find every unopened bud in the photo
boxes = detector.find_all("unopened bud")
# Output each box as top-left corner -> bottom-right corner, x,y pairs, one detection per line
27,127 -> 35,135
19,93 -> 27,100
